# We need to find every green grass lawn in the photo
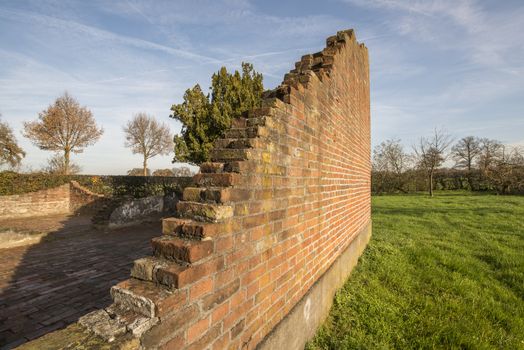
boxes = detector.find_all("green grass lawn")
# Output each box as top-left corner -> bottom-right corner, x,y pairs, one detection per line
307,193 -> 524,349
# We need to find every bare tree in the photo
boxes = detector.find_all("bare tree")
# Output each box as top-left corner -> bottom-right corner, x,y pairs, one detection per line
44,153 -> 81,175
413,128 -> 453,196
372,139 -> 413,193
123,113 -> 172,176
451,136 -> 481,171
485,145 -> 524,194
0,114 -> 25,169
23,92 -> 103,175
451,136 -> 481,189
477,138 -> 503,176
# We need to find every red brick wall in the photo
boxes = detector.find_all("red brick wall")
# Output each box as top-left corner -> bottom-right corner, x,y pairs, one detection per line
83,29 -> 370,350
0,184 -> 70,219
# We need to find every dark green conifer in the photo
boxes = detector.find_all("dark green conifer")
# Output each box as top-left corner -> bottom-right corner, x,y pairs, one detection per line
170,63 -> 263,164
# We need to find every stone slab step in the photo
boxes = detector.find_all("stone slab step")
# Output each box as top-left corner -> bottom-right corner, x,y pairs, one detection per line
151,236 -> 213,264
110,277 -> 187,318
176,201 -> 233,222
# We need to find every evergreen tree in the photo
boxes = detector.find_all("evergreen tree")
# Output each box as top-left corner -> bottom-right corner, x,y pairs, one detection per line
170,62 -> 263,164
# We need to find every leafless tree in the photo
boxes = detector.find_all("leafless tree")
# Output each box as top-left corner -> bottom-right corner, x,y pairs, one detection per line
44,153 -> 81,175
372,139 -> 413,193
485,145 -> 524,194
0,114 -> 25,169
123,113 -> 172,176
23,92 -> 103,175
451,136 -> 481,171
413,128 -> 453,196
477,138 -> 503,176
451,136 -> 481,189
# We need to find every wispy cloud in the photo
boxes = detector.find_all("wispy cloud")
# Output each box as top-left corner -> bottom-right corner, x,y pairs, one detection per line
0,7 -> 223,65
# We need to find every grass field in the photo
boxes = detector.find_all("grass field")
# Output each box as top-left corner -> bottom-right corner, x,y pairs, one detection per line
306,193 -> 524,349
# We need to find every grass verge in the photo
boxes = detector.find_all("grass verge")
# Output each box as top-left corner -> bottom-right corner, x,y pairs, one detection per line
306,193 -> 524,349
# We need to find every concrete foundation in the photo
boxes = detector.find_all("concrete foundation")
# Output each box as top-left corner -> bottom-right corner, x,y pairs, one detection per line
258,221 -> 372,350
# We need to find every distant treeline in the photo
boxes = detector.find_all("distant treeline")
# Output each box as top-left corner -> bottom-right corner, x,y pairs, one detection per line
372,134 -> 524,195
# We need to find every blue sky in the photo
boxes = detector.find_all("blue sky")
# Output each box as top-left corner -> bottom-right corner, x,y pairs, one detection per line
0,0 -> 523,174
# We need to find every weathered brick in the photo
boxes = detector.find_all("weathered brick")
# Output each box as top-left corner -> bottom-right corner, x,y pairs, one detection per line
177,201 -> 234,222
163,217 -> 227,238
183,187 -> 231,203
152,236 -> 214,263
202,278 -> 240,311
230,318 -> 245,339
186,325 -> 221,350
190,277 -> 214,300
110,278 -> 187,318
141,305 -> 198,348
200,162 -> 225,173
224,126 -> 267,139
157,257 -> 224,289
193,173 -> 240,187
187,317 -> 210,344
162,217 -> 192,235
211,148 -> 251,161
161,334 -> 185,350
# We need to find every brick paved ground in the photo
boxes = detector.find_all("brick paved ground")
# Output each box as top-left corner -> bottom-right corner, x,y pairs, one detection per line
0,215 -> 159,349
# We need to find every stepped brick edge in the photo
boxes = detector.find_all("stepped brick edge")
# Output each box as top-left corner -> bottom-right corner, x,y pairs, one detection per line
21,28 -> 371,350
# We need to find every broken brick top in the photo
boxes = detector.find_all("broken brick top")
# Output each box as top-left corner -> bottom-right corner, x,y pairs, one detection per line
265,29 -> 368,109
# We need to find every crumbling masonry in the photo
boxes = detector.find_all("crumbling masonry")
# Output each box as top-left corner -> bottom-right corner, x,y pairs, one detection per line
25,29 -> 371,350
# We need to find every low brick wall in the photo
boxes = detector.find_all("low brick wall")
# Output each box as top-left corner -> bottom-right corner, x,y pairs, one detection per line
0,177 -> 193,220
0,184 -> 70,219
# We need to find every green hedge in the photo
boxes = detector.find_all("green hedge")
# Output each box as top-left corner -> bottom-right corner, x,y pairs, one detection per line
0,171 -> 193,198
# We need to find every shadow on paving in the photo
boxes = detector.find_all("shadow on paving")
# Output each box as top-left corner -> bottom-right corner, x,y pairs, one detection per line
0,215 -> 159,349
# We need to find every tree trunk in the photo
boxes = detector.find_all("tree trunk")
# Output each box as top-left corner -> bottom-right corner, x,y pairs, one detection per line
143,157 -> 148,176
429,171 -> 434,197
64,149 -> 70,175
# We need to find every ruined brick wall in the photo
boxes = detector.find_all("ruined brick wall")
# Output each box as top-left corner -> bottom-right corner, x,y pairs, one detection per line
73,29 -> 370,350
0,184 -> 70,219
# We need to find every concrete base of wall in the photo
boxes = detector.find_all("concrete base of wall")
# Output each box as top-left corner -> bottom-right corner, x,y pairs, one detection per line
257,221 -> 372,350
